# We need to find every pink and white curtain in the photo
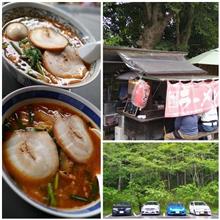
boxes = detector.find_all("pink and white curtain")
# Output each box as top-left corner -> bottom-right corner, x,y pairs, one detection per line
165,80 -> 219,118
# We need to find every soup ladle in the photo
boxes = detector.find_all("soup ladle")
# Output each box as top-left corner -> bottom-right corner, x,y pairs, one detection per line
78,41 -> 101,64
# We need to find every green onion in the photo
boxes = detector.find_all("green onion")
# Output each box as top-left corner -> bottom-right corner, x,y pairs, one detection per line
10,42 -> 22,55
28,106 -> 34,125
91,177 -> 99,197
14,113 -> 26,129
36,62 -> 45,76
48,129 -> 54,138
47,183 -> 56,206
2,42 -> 9,49
23,47 -> 42,68
19,38 -> 29,47
70,194 -> 89,202
54,173 -> 59,190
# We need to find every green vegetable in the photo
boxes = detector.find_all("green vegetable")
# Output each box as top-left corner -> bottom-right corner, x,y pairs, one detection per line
48,129 -> 54,138
34,123 -> 52,132
18,38 -> 46,77
19,38 -> 29,47
36,62 -> 45,76
54,173 -> 59,190
14,113 -> 26,130
47,183 -> 56,206
2,42 -> 9,49
28,106 -> 34,125
91,177 -> 99,197
23,47 -> 42,69
70,194 -> 89,202
10,42 -> 22,55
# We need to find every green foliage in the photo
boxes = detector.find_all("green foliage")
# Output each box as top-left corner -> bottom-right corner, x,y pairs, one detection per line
173,184 -> 201,204
103,2 -> 218,57
103,2 -> 144,47
188,2 -> 218,57
104,143 -> 218,214
154,41 -> 176,51
104,35 -> 123,46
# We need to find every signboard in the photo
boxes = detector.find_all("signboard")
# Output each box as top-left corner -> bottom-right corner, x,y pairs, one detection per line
123,99 -> 138,116
165,80 -> 219,118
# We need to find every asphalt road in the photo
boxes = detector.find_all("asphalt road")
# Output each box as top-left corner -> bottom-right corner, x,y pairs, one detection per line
105,213 -> 218,219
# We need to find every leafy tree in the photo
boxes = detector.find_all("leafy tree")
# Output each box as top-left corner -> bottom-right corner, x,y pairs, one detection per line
103,2 -> 218,57
103,143 -> 218,213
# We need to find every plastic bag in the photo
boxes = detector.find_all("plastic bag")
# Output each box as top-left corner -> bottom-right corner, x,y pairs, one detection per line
131,79 -> 150,109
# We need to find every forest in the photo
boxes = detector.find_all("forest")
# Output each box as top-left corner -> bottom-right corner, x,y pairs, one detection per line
103,2 -> 218,58
103,143 -> 218,214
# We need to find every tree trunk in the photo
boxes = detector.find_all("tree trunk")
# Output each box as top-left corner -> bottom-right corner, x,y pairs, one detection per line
176,13 -> 180,46
118,175 -> 122,191
177,4 -> 195,50
138,19 -> 169,49
167,173 -> 171,190
193,164 -> 200,186
137,3 -> 172,49
184,171 -> 187,185
200,172 -> 203,186
176,173 -> 179,186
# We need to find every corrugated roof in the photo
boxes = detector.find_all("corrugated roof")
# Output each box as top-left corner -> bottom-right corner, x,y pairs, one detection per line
118,51 -> 207,75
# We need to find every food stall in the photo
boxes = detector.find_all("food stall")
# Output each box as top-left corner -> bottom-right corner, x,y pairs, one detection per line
103,46 -> 218,140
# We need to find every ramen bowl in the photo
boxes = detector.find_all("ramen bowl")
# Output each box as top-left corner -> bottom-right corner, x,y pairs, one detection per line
3,86 -> 101,217
2,2 -> 100,89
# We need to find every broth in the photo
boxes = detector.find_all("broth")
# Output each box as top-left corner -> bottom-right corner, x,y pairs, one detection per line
3,17 -> 91,86
3,103 -> 100,209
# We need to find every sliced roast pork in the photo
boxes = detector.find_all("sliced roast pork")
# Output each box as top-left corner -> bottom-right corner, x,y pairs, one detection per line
4,131 -> 59,182
54,115 -> 93,163
43,46 -> 87,79
29,27 -> 68,51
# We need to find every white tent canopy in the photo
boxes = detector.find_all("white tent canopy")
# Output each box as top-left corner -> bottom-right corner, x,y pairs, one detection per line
189,48 -> 219,66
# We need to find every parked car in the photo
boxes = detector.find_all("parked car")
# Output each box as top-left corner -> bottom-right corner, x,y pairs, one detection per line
166,203 -> 186,216
189,201 -> 212,216
141,201 -> 160,215
112,202 -> 132,216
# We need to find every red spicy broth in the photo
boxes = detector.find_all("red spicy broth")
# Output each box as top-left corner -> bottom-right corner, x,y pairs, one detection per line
3,103 -> 100,209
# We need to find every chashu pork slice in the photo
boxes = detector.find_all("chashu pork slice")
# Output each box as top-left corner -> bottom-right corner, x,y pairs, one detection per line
29,27 -> 68,51
4,131 -> 59,183
43,46 -> 87,79
54,115 -> 93,163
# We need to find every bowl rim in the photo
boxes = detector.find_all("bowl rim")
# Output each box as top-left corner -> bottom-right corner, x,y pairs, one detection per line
2,2 -> 100,89
2,85 -> 101,218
